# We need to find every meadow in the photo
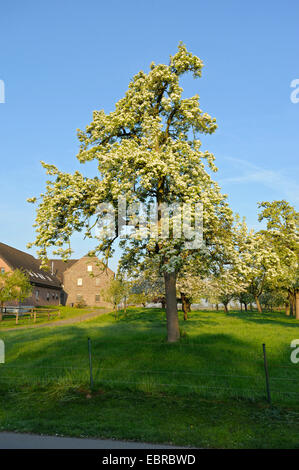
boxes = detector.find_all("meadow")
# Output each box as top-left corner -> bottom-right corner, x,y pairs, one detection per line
0,307 -> 299,448
0,306 -> 103,329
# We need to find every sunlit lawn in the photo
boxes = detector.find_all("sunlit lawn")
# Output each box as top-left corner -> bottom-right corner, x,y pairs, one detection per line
0,307 -> 299,448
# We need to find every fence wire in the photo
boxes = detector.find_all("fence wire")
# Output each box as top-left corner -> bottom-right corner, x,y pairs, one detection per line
0,338 -> 298,405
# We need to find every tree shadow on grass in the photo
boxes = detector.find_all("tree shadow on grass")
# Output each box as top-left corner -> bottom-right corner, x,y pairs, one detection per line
1,307 -> 298,407
115,307 -> 220,330
0,324 -> 264,389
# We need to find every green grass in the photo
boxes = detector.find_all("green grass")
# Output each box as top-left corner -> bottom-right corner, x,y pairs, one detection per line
0,306 -> 98,329
0,307 -> 299,448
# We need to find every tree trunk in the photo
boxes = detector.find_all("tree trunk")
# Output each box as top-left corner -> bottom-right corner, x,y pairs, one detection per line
296,291 -> 299,320
244,303 -> 248,311
181,293 -> 188,321
0,302 -> 3,322
240,302 -> 243,312
181,293 -> 191,321
250,302 -> 253,311
291,293 -> 296,317
290,298 -> 294,316
285,302 -> 290,316
161,299 -> 166,309
223,303 -> 228,313
216,304 -> 219,311
255,295 -> 262,313
164,271 -> 180,342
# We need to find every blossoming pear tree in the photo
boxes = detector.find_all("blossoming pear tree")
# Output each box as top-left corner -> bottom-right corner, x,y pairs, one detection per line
236,224 -> 283,313
28,44 -> 233,342
176,214 -> 249,315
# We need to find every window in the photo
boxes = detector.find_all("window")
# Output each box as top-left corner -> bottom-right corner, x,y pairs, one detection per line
52,293 -> 55,299
46,293 -> 50,301
35,290 -> 39,300
77,278 -> 83,286
95,295 -> 100,302
87,265 -> 93,272
95,278 -> 101,286
56,293 -> 58,300
0,268 -> 5,274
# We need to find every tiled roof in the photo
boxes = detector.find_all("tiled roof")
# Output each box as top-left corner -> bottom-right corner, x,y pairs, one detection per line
0,242 -> 61,289
48,259 -> 78,281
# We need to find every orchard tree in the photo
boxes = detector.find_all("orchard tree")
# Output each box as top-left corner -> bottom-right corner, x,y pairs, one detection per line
115,272 -> 131,315
28,44 -> 233,342
204,216 -> 251,313
243,232 -> 282,313
209,269 -> 248,313
0,272 -> 11,319
177,272 -> 194,320
228,215 -> 283,313
259,286 -> 286,312
236,291 -> 254,312
130,271 -> 165,307
176,215 -> 243,319
177,271 -> 209,320
10,270 -> 32,303
101,277 -> 128,318
176,252 -> 221,318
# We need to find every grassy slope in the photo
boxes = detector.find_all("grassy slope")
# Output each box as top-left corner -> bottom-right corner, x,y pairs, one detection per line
0,307 -> 299,448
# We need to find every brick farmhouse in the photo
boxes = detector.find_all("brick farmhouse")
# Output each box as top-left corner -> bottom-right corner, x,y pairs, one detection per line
0,242 -> 61,307
49,256 -> 114,307
0,242 -> 114,308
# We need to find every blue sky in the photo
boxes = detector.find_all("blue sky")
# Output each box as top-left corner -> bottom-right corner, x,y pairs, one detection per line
0,0 -> 298,271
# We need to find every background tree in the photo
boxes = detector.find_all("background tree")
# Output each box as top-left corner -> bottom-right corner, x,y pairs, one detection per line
130,271 -> 165,307
177,271 -> 207,320
259,286 -> 286,312
236,291 -> 254,312
0,272 -> 11,320
204,216 -> 250,313
258,200 -> 299,318
209,270 -> 248,313
0,270 -> 32,320
128,291 -> 147,308
101,277 -> 128,319
175,214 -> 243,319
232,220 -> 282,313
176,254 -> 213,319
